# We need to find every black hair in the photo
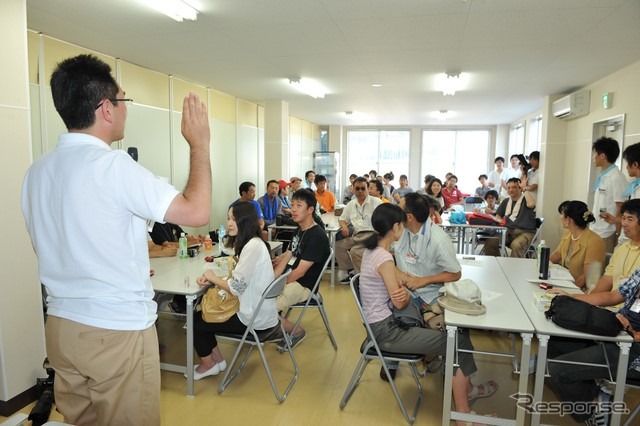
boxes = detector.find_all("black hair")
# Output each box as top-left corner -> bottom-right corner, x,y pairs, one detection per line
363,204 -> 407,249
403,192 -> 430,223
369,170 -> 378,177
383,172 -> 394,181
557,200 -> 570,214
305,170 -> 315,179
349,173 -> 358,179
495,156 -> 505,163
622,143 -> 640,169
266,179 -> 278,189
239,181 -> 255,196
506,177 -> 521,185
228,202 -> 268,257
592,137 -> 620,163
484,190 -> 499,200
315,174 -> 327,183
291,188 -> 317,214
400,174 -> 408,180
423,174 -> 435,185
621,199 -> 640,219
561,201 -> 595,229
529,151 -> 540,161
478,174 -> 488,181
354,176 -> 368,185
50,54 -> 120,130
426,178 -> 443,198
369,179 -> 384,195
510,154 -> 520,161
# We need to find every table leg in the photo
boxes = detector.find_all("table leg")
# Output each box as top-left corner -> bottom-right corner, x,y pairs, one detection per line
500,228 -> 507,257
516,333 -> 533,426
531,334 -> 549,426
441,325 -> 456,426
611,342 -> 631,426
186,294 -> 196,398
330,231 -> 336,286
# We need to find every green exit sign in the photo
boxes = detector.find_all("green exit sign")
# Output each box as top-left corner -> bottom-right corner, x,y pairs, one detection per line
602,92 -> 612,109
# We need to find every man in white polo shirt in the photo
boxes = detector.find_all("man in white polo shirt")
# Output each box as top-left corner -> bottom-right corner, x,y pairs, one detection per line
336,176 -> 382,283
21,55 -> 211,426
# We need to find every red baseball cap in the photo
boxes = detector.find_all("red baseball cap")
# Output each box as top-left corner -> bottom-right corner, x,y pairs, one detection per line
279,180 -> 291,191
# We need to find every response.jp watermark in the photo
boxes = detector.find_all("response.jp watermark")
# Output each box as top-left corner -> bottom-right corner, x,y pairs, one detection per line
509,393 -> 629,416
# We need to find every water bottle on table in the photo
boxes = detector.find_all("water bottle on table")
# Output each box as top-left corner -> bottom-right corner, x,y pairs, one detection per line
179,232 -> 188,259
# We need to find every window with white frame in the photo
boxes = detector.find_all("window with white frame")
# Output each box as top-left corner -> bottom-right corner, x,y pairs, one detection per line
421,130 -> 490,194
346,130 -> 410,187
510,122 -> 525,157
526,114 -> 542,155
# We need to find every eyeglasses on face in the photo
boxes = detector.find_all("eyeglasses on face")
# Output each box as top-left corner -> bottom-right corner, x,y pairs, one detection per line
95,98 -> 134,109
354,186 -> 367,191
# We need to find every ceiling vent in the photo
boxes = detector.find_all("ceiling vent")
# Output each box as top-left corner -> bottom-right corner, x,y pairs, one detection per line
552,90 -> 590,120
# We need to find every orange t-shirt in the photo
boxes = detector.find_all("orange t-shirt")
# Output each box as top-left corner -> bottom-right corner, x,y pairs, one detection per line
315,190 -> 336,212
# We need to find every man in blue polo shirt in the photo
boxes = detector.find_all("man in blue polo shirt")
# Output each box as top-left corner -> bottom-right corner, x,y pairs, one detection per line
230,181 -> 265,232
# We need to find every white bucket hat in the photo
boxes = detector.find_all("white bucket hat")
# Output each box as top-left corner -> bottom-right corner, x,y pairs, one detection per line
438,279 -> 486,315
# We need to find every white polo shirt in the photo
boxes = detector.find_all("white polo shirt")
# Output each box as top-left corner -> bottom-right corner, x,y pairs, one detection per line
340,195 -> 382,233
590,166 -> 628,239
22,133 -> 179,330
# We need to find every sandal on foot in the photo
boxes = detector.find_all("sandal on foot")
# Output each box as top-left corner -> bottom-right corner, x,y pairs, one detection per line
468,380 -> 498,404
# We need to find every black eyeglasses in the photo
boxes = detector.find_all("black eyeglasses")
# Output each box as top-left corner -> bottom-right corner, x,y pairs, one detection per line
95,98 -> 134,109
354,186 -> 367,191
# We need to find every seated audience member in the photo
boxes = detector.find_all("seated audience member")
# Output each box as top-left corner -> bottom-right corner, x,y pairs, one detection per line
289,176 -> 302,195
272,189 -> 331,317
441,175 -> 464,209
257,180 -> 282,228
474,190 -> 499,215
368,179 -> 390,203
590,136 -> 628,254
549,201 -> 605,289
525,151 -> 540,201
382,172 -> 394,199
425,178 -> 445,211
230,181 -> 266,232
359,203 -> 496,416
484,177 -> 536,257
475,174 -> 490,197
368,170 -> 378,181
487,156 -> 508,199
392,174 -> 413,204
546,267 -> 640,424
343,173 -> 358,204
277,180 -> 292,215
149,221 -> 200,247
314,174 -> 336,213
416,174 -> 435,195
424,194 -> 443,224
336,177 -> 382,283
193,203 -> 305,379
303,170 -> 316,191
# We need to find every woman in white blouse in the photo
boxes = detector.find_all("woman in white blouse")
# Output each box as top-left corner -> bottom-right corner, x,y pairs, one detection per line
191,202 -> 279,380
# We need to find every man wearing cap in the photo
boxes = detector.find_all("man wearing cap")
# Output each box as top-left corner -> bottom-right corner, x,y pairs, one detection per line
277,179 -> 292,215
315,174 -> 336,213
396,192 -> 462,305
290,176 -> 302,194
336,176 -> 382,283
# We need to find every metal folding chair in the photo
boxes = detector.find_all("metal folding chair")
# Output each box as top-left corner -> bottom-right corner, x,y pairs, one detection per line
524,217 -> 545,258
339,274 -> 425,424
282,248 -> 337,350
216,270 -> 298,402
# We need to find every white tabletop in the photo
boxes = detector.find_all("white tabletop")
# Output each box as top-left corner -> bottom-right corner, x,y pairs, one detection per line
443,255 -> 534,333
321,212 -> 340,230
497,257 -> 633,343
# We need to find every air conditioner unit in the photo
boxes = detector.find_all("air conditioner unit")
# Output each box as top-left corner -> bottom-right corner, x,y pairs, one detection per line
552,90 -> 590,120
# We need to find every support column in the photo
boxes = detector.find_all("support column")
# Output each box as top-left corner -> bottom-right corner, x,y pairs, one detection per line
264,100 -> 289,180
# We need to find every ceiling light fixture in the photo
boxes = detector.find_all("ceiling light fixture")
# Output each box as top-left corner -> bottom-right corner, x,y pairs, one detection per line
436,71 -> 468,96
138,0 -> 199,22
437,109 -> 449,121
371,83 -> 382,88
289,78 -> 326,99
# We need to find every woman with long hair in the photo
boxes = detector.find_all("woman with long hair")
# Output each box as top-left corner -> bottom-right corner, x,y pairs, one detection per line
359,203 -> 495,422
191,202 -> 284,379
550,200 -> 605,290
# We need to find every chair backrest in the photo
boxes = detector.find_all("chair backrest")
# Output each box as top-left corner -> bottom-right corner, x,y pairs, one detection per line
464,196 -> 484,212
264,270 -> 292,300
349,274 -> 382,350
531,217 -> 544,243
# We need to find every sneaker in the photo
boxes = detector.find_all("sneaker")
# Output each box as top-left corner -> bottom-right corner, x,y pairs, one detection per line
277,330 -> 307,351
338,270 -> 351,284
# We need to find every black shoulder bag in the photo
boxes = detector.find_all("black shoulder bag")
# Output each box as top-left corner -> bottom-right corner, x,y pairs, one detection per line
544,295 -> 623,337
389,301 -> 425,330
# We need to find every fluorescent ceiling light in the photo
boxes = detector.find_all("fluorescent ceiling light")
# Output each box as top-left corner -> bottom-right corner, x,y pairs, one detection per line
371,83 -> 382,88
289,78 -> 326,99
434,109 -> 451,121
138,0 -> 199,22
436,72 -> 469,96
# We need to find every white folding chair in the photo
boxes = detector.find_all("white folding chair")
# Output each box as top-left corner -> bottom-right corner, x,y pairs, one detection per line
216,270 -> 298,402
282,248 -> 337,350
339,274 -> 425,425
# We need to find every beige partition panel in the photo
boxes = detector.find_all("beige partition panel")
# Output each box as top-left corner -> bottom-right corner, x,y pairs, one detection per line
120,62 -> 169,109
211,90 -> 236,124
123,105 -> 171,180
42,37 -> 115,85
172,78 -> 207,112
289,117 -> 302,177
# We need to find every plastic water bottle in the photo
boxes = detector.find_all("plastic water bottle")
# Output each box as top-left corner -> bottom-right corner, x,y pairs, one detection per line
179,232 -> 188,259
536,240 -> 546,270
203,234 -> 213,251
218,225 -> 226,244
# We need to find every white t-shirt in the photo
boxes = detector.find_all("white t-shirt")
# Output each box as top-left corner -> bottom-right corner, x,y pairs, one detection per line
487,169 -> 508,198
527,168 -> 539,201
22,133 -> 179,330
590,166 -> 628,239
